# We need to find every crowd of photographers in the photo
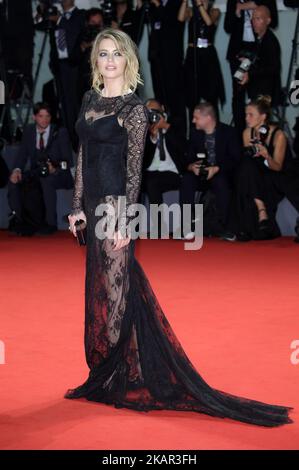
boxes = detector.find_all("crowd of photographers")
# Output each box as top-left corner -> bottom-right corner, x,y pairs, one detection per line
1,0 -> 299,241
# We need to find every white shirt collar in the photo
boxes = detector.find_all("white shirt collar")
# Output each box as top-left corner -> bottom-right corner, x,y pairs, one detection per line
36,125 -> 50,142
63,6 -> 76,16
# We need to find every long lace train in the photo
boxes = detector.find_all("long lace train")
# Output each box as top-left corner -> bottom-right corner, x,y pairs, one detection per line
65,239 -> 293,428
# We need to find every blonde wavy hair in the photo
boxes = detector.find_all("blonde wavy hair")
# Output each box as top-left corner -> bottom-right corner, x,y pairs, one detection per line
90,28 -> 143,95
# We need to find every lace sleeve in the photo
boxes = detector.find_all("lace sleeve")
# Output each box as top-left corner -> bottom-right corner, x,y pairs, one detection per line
70,91 -> 91,216
71,144 -> 84,215
123,103 -> 149,225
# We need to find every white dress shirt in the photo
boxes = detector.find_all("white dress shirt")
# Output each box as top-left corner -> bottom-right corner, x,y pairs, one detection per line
147,129 -> 179,174
36,125 -> 51,149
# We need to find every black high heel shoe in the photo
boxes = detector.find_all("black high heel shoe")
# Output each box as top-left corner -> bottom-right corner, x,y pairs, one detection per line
257,208 -> 274,239
258,208 -> 269,228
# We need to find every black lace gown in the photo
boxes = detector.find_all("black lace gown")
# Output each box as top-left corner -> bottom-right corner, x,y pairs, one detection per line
64,89 -> 293,427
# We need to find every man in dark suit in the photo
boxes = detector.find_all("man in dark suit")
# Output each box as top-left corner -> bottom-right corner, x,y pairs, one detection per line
224,0 -> 278,138
49,0 -> 85,149
180,102 -> 241,239
240,6 -> 281,105
148,0 -> 186,132
143,99 -> 185,236
8,102 -> 74,234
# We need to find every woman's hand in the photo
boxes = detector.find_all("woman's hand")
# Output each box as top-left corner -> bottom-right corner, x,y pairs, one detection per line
112,230 -> 131,251
112,229 -> 131,251
68,211 -> 87,237
206,166 -> 220,180
197,0 -> 208,10
253,143 -> 270,159
188,162 -> 201,176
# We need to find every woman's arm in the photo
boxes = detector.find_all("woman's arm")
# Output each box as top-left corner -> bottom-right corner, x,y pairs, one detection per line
71,144 -> 84,214
70,91 -> 91,215
68,144 -> 87,236
123,104 -> 149,227
243,128 -> 251,147
178,0 -> 190,22
259,129 -> 287,172
68,92 -> 91,235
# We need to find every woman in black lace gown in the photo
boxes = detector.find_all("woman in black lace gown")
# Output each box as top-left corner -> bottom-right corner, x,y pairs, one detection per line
65,29 -> 293,427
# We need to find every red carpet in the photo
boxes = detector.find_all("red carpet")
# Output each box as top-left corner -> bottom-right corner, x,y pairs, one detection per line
0,231 -> 298,449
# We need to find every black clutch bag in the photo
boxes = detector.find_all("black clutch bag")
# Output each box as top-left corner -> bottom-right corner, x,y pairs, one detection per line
75,219 -> 87,246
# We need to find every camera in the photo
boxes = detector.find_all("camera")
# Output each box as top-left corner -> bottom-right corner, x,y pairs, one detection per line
35,0 -> 59,30
196,153 -> 209,181
36,154 -> 67,177
102,0 -> 114,26
37,154 -> 51,177
82,25 -> 102,43
244,124 -> 269,158
148,109 -> 164,124
234,50 -> 257,83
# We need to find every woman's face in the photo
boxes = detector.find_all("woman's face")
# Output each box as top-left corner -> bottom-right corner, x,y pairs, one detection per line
96,38 -> 127,81
245,105 -> 266,129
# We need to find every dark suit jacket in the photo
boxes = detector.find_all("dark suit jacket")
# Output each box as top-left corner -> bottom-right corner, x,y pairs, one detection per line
224,0 -> 278,62
49,7 -> 86,73
143,125 -> 186,175
248,29 -> 281,105
14,124 -> 73,172
186,123 -> 241,177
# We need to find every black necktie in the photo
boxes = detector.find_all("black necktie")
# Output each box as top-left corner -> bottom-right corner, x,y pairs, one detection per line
39,132 -> 45,150
158,130 -> 166,161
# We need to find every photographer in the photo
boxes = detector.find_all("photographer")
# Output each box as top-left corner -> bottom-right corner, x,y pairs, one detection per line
180,102 -> 241,239
143,99 -> 185,236
224,1 -> 278,138
111,0 -> 143,45
241,6 -> 281,107
235,96 -> 296,241
8,103 -> 74,235
47,0 -> 86,150
178,0 -> 225,123
78,8 -> 104,99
